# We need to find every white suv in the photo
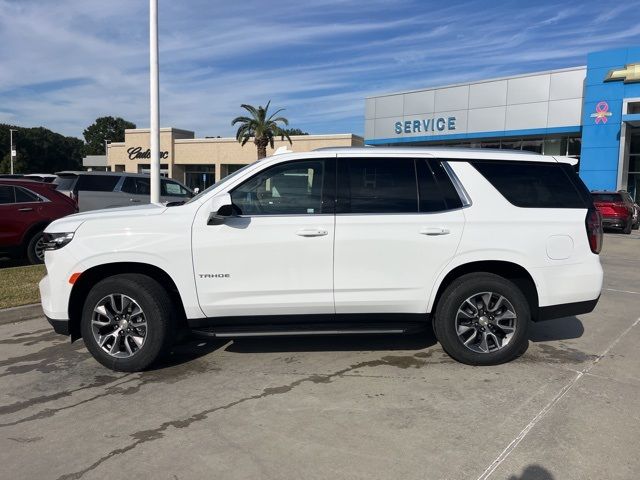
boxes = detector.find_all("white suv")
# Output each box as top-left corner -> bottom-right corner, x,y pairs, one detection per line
39,148 -> 604,371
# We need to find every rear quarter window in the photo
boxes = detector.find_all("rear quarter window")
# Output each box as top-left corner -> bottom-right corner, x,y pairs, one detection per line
471,161 -> 588,208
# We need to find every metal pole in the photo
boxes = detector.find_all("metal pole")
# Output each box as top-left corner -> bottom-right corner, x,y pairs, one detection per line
104,139 -> 110,172
149,0 -> 160,203
9,129 -> 16,175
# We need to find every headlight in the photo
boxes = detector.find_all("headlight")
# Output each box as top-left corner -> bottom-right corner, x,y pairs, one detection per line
42,232 -> 75,251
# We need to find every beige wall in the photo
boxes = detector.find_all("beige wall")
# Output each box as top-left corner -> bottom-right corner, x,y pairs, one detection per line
107,128 -> 364,182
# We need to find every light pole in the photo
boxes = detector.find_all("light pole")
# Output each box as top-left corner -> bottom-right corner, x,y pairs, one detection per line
9,129 -> 17,175
104,139 -> 111,172
149,0 -> 160,203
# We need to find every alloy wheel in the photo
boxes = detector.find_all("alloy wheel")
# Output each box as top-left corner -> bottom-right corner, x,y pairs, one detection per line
91,294 -> 147,358
34,236 -> 46,262
455,292 -> 517,354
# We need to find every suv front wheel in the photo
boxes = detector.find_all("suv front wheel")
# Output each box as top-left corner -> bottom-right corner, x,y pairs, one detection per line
434,273 -> 530,365
80,274 -> 174,372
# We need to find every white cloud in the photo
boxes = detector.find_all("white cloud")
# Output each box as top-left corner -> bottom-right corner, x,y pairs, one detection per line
1,0 -> 640,139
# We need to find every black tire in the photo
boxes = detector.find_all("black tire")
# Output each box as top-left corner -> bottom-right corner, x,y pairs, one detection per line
434,272 -> 530,366
633,221 -> 639,231
80,274 -> 174,372
26,231 -> 45,264
623,220 -> 632,234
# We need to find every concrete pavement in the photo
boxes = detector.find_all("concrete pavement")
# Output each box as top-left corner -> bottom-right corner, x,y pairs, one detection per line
1,232 -> 639,480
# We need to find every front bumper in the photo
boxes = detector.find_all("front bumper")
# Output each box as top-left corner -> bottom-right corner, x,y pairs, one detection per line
46,316 -> 70,336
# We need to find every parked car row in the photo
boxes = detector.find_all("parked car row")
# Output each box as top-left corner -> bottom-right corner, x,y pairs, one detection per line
1,172 -> 193,264
591,190 -> 639,234
0,179 -> 77,264
53,171 -> 192,212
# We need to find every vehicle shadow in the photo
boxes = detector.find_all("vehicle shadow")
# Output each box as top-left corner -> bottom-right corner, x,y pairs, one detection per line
507,464 -> 555,480
148,337 -> 230,371
529,316 -> 584,342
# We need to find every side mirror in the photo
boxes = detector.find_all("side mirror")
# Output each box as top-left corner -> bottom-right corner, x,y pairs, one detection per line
193,187 -> 200,194
207,193 -> 234,226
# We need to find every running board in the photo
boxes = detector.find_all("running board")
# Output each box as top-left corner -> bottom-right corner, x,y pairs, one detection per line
191,322 -> 424,339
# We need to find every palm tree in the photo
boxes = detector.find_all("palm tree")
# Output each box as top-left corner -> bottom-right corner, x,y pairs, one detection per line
232,101 -> 292,159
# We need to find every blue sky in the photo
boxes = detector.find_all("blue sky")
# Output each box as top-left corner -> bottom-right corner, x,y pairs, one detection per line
1,0 -> 640,139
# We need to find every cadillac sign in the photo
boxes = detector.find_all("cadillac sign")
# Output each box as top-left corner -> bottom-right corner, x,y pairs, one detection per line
127,146 -> 169,160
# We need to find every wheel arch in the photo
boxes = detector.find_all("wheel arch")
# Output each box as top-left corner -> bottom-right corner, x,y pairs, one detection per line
21,220 -> 49,250
68,262 -> 187,341
429,260 -> 540,321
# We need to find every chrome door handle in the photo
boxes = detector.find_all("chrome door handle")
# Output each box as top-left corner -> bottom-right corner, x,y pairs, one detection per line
296,228 -> 328,237
18,207 -> 33,212
130,198 -> 141,203
420,227 -> 450,236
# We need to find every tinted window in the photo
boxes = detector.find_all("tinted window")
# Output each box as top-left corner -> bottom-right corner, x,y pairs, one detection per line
0,185 -> 14,204
416,160 -> 448,212
428,160 -> 464,210
341,158 -> 418,213
161,179 -> 189,197
15,187 -> 40,203
54,176 -> 77,191
472,161 -> 588,208
76,175 -> 119,192
592,193 -> 623,203
122,177 -> 150,195
231,159 -> 329,215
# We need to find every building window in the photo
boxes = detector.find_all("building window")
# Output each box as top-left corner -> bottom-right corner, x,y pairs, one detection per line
184,165 -> 215,192
138,164 -> 169,177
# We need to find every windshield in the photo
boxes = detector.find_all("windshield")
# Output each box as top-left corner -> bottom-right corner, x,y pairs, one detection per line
185,163 -> 255,204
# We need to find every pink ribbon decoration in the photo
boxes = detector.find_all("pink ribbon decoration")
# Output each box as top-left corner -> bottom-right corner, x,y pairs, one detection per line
591,101 -> 612,124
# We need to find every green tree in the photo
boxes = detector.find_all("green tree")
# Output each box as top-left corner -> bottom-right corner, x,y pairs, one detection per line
83,116 -> 136,155
0,124 -> 83,174
282,128 -> 309,136
232,101 -> 292,159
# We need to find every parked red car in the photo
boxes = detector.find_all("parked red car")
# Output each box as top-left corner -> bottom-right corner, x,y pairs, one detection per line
591,191 -> 637,234
0,179 -> 77,264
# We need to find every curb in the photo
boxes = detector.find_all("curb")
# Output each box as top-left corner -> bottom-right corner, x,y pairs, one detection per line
0,303 -> 44,325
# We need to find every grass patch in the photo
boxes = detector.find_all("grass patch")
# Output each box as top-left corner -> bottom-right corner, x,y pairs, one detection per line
0,265 -> 46,309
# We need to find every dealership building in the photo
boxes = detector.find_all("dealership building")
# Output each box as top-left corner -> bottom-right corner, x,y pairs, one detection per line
365,46 -> 640,198
93,129 -> 363,191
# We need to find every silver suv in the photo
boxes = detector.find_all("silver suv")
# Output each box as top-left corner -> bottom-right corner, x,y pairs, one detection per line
54,171 -> 192,212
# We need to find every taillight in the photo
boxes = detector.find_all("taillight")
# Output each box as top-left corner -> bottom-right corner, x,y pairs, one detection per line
586,208 -> 603,254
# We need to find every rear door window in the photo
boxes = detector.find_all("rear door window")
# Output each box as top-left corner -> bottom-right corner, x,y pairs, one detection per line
76,175 -> 119,192
417,160 -> 463,212
122,177 -> 151,195
15,187 -> 40,203
339,158 -> 418,214
472,161 -> 588,208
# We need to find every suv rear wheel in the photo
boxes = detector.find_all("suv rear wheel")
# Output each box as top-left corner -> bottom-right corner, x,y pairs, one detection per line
434,273 -> 530,365
80,274 -> 174,372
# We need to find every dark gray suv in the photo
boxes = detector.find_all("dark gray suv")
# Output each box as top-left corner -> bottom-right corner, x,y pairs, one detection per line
54,171 -> 193,212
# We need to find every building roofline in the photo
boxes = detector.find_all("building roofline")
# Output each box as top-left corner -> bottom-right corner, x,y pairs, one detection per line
174,133 -> 363,144
365,65 -> 586,99
124,127 -> 195,135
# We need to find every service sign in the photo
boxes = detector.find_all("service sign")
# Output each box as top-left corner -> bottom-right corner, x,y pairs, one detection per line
395,116 -> 457,135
